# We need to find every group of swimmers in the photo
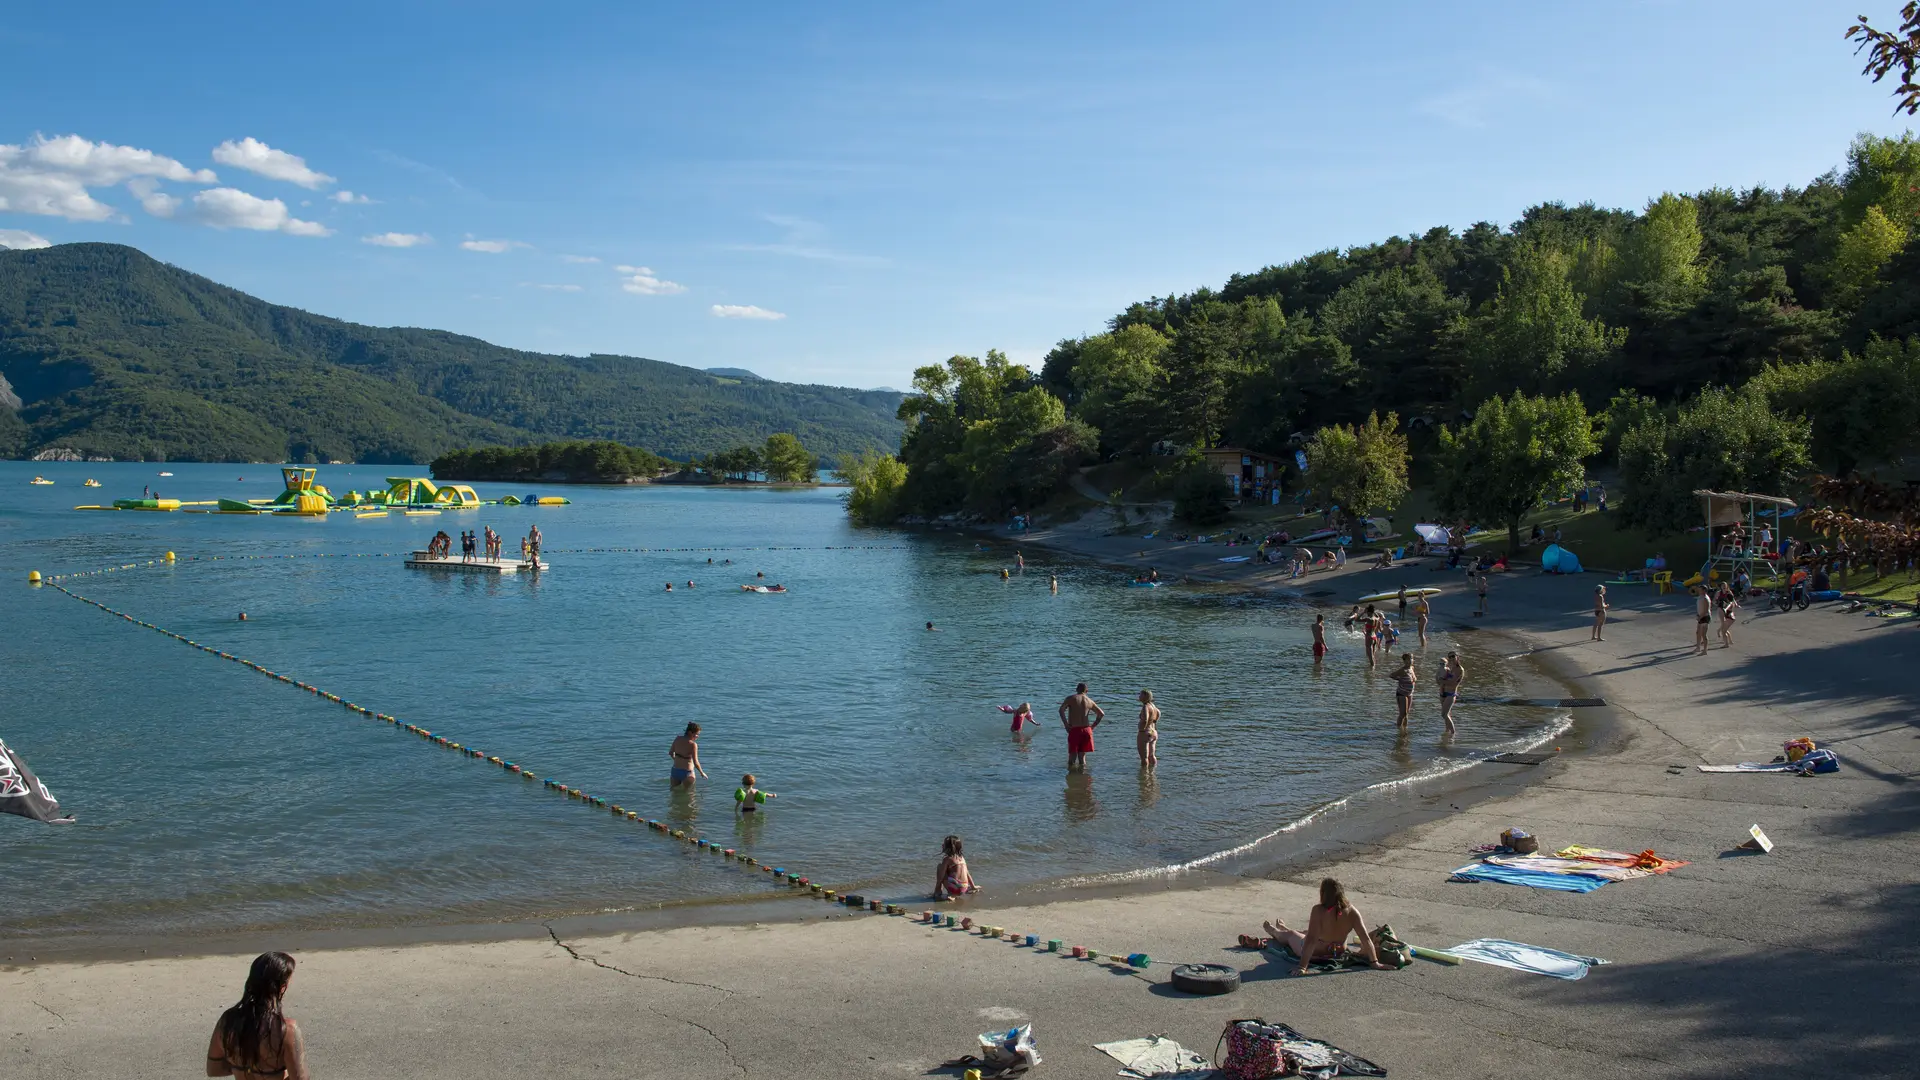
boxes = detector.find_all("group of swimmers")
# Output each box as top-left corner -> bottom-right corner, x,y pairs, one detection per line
997,682 -> 1162,770
1316,592 -> 1462,733
423,524 -> 540,564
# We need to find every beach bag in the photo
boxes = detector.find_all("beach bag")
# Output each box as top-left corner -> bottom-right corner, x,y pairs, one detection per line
1215,1019 -> 1288,1079
1793,749 -> 1839,775
1370,924 -> 1413,969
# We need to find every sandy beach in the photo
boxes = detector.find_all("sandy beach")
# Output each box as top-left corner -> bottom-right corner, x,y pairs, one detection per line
7,520 -> 1919,1078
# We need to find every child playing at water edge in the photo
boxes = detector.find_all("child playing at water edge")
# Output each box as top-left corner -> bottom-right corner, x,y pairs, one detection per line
934,834 -> 980,899
996,703 -> 1037,733
734,774 -> 776,815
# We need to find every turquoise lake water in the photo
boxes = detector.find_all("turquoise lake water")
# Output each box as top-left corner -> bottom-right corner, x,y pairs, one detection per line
0,461 -> 1563,942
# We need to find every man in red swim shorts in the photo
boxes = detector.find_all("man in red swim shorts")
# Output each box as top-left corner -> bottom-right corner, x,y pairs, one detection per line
1059,682 -> 1105,772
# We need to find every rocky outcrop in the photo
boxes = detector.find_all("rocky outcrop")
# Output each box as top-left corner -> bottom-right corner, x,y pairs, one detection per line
0,373 -> 20,411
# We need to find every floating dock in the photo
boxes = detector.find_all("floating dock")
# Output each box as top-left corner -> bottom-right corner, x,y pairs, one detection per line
404,552 -> 548,574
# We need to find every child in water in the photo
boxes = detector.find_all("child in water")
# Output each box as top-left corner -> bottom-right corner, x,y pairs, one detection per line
734,774 -> 777,815
935,834 -> 979,899
996,702 -> 1036,733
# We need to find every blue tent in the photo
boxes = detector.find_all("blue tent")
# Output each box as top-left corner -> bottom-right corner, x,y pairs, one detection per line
1540,544 -> 1584,574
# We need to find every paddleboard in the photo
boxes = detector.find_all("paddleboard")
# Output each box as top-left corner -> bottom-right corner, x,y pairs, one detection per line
1292,529 -> 1341,544
1129,580 -> 1163,588
1356,587 -> 1442,603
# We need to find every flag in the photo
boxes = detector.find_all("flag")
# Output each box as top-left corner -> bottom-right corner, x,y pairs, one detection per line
0,738 -> 72,824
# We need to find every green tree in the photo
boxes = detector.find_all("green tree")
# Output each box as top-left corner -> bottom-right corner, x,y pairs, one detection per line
1304,412 -> 1409,538
1849,4 -> 1920,115
1618,385 -> 1812,536
762,432 -> 815,482
1829,205 -> 1909,305
1461,243 -> 1626,401
1749,337 -> 1920,473
1435,392 -> 1597,554
1621,193 -> 1708,311
837,449 -> 908,525
1069,323 -> 1169,451
1172,460 -> 1233,525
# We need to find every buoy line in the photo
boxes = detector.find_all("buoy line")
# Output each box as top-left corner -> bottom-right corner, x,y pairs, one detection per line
32,553 -> 1176,969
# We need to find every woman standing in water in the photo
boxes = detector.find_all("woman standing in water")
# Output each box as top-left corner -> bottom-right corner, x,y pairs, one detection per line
1438,652 -> 1464,734
1392,654 -> 1416,729
1135,689 -> 1160,768
206,951 -> 309,1079
669,723 -> 707,787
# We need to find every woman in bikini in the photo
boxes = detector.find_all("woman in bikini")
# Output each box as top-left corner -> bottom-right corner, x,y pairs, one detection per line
1237,877 -> 1393,974
206,951 -> 309,1080
1718,585 -> 1739,648
669,723 -> 707,787
1438,652 -> 1464,735
934,834 -> 979,899
1136,689 -> 1160,767
1392,654 -> 1416,728
1591,584 -> 1609,641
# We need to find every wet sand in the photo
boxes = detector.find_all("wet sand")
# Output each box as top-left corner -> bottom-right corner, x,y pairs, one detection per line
7,517 -> 1919,1077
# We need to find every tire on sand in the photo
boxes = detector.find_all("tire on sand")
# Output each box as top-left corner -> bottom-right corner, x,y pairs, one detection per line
1169,963 -> 1241,995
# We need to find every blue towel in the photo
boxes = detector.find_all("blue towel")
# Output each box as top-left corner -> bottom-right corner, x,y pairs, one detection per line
1449,863 -> 1610,892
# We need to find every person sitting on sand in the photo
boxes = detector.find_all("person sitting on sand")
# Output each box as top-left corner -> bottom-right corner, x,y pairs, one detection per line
935,834 -> 979,899
207,951 -> 310,1080
1238,878 -> 1394,975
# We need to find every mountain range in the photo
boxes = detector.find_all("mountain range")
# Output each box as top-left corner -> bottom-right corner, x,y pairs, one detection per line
0,243 -> 903,463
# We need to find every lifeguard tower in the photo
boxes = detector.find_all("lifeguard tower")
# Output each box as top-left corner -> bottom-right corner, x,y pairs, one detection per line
1695,489 -> 1793,585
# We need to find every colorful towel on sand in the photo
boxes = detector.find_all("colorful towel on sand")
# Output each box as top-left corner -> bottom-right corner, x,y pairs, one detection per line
1482,854 -> 1652,881
1445,938 -> 1609,981
1092,1036 -> 1212,1079
1698,761 -> 1796,772
1449,862 -> 1610,891
1555,845 -> 1690,874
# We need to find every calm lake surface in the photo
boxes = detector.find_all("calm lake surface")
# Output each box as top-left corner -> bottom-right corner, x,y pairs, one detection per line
0,461 -> 1562,942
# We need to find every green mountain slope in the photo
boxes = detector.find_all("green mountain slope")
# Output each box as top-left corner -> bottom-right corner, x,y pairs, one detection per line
0,243 -> 902,463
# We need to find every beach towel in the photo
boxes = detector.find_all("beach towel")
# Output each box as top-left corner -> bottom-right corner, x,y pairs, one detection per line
1699,751 -> 1838,775
1445,938 -> 1609,981
1218,555 -> 1251,563
1481,854 -> 1652,881
1555,846 -> 1690,874
1698,761 -> 1796,772
1449,862 -> 1610,892
1093,1036 -> 1213,1079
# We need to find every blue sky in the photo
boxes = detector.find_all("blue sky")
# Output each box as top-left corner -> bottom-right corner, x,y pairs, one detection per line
0,2 -> 1911,389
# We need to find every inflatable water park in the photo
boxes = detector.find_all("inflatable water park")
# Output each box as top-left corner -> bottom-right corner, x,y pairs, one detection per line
72,468 -> 570,518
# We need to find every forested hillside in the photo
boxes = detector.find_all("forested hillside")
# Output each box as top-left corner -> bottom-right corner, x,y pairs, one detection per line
855,134 -> 1920,538
0,244 -> 902,463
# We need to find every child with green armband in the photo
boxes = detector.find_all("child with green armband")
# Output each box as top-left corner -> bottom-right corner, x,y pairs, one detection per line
735,774 -> 777,815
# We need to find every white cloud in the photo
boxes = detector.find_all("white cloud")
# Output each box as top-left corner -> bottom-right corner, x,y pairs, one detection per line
126,177 -> 179,219
362,231 -> 431,248
190,187 -> 330,236
461,238 -> 526,253
331,190 -> 372,204
520,282 -> 584,292
619,266 -> 686,295
711,304 -> 784,320
0,228 -> 51,249
0,133 -> 215,221
211,137 -> 335,189
559,254 -> 599,263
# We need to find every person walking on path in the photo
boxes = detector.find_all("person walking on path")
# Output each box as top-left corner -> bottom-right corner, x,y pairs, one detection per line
1591,585 -> 1609,641
1475,569 -> 1488,616
1438,652 -> 1464,735
1136,689 -> 1160,768
1311,614 -> 1327,663
207,951 -> 309,1080
1693,586 -> 1712,655
1414,593 -> 1430,647
1059,682 -> 1105,772
1392,654 -> 1416,729
669,723 -> 707,787
1718,585 -> 1740,648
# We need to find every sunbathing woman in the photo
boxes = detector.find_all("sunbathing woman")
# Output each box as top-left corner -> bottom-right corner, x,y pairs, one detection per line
1238,878 -> 1393,975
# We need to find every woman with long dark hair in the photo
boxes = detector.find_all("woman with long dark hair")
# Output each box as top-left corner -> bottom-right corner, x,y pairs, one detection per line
1236,878 -> 1393,975
206,951 -> 308,1079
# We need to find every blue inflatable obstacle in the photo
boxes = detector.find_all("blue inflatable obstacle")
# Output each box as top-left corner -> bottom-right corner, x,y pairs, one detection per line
1540,544 -> 1584,574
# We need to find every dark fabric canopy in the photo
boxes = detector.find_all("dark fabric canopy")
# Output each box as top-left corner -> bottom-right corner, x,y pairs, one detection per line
0,738 -> 72,824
